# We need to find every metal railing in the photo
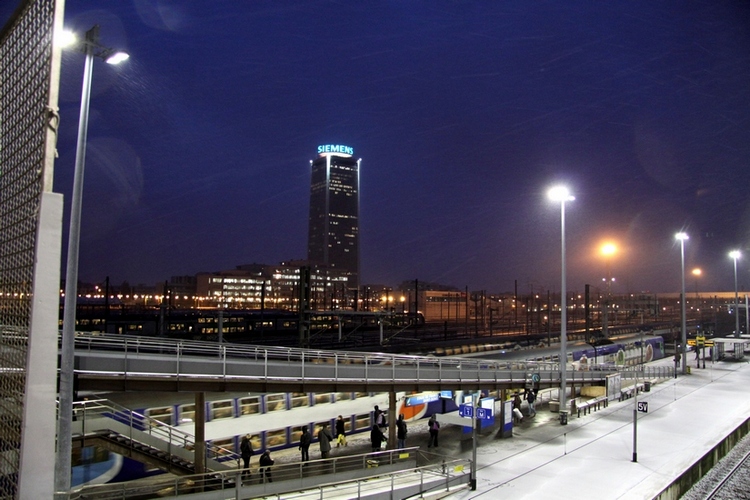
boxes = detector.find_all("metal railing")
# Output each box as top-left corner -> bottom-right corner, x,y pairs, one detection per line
620,365 -> 675,380
72,399 -> 240,467
71,333 -> 625,390
66,448 -> 471,499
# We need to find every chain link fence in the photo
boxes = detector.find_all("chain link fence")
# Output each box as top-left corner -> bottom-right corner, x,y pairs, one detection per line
1,0 -> 62,497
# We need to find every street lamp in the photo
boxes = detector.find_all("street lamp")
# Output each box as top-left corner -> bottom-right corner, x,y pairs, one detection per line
691,268 -> 702,302
675,232 -> 688,375
600,242 -> 617,338
548,185 -> 574,425
729,250 -> 741,338
55,25 -> 128,494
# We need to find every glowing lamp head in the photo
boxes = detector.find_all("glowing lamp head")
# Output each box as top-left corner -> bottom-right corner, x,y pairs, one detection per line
729,250 -> 741,261
547,186 -> 574,202
601,243 -> 617,257
675,232 -> 689,241
56,29 -> 77,48
105,51 -> 130,65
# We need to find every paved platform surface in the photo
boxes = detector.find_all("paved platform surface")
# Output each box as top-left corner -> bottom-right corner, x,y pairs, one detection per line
448,355 -> 750,500
262,354 -> 749,500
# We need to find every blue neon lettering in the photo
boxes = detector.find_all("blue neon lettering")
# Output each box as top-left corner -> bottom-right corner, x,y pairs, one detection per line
318,144 -> 353,155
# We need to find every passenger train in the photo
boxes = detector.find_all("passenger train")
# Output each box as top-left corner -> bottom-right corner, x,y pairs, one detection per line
571,335 -> 667,368
72,389 -> 461,488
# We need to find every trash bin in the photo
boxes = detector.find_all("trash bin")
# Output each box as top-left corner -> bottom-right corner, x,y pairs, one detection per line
560,411 -> 568,425
644,381 -> 651,392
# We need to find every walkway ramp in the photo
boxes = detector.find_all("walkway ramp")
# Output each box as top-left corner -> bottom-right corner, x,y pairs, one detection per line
70,399 -> 236,476
72,334 -> 643,394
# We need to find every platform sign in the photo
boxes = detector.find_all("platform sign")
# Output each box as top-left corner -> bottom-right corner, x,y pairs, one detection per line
476,407 -> 493,420
458,404 -> 473,418
459,404 -> 493,421
637,402 -> 648,413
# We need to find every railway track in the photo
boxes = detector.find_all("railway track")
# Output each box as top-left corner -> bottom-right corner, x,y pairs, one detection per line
683,432 -> 750,500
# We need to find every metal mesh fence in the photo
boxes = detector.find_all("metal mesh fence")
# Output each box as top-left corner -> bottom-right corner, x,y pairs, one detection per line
0,0 -> 58,496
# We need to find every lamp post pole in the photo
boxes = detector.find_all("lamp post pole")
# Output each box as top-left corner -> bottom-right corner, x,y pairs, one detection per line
730,251 -> 741,338
549,186 -> 574,425
55,26 -> 97,494
675,233 -> 688,376
55,26 -> 128,495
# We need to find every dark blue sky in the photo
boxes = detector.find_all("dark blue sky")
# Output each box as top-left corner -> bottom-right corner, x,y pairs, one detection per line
5,1 -> 750,294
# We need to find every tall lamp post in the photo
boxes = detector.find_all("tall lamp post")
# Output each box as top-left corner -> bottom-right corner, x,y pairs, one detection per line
675,232 -> 688,375
548,185 -> 574,425
600,242 -> 617,338
691,268 -> 702,299
55,26 -> 128,495
729,250 -> 741,338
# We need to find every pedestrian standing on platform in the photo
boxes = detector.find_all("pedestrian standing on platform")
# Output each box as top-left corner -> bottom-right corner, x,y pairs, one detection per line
396,414 -> 407,449
527,390 -> 537,417
240,434 -> 254,475
370,424 -> 386,452
299,426 -> 311,462
336,415 -> 347,447
259,450 -> 274,483
318,422 -> 333,459
374,405 -> 386,429
427,415 -> 440,448
695,344 -> 701,360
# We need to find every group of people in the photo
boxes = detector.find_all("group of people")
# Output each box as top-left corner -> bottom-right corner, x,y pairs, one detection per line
240,434 -> 274,483
371,406 -> 410,451
297,414 -> 346,462
240,406 -> 440,480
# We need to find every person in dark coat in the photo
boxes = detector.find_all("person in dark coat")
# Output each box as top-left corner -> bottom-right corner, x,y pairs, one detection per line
370,424 -> 386,452
299,426 -> 311,461
527,389 -> 537,416
396,414 -> 408,449
259,450 -> 274,483
427,415 -> 440,448
240,435 -> 254,474
374,405 -> 386,428
513,394 -> 522,411
318,422 -> 333,459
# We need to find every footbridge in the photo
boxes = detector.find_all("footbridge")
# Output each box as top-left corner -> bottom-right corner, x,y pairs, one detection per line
72,334 -> 671,394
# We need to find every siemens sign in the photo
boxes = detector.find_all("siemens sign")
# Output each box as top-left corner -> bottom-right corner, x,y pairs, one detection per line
317,144 -> 354,156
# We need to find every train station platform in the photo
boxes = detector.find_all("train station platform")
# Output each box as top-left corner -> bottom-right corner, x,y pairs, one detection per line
443,354 -> 750,500
260,353 -> 749,499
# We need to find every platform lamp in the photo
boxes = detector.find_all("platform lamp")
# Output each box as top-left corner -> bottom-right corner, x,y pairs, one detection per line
55,26 -> 129,495
675,232 -> 688,375
548,185 -> 574,425
729,250 -> 741,338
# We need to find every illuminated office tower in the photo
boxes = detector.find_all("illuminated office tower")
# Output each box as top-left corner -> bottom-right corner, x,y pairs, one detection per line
307,144 -> 361,288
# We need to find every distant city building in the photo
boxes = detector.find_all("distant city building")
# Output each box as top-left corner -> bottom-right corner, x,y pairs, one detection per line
195,261 -> 349,310
196,266 -> 271,308
307,144 -> 361,288
160,275 -> 197,298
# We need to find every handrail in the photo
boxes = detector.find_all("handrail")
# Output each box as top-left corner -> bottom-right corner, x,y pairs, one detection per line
70,332 -> 624,380
65,447 -> 471,499
71,398 -> 240,467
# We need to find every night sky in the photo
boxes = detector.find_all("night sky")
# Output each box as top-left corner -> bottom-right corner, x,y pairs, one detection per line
4,1 -> 750,294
